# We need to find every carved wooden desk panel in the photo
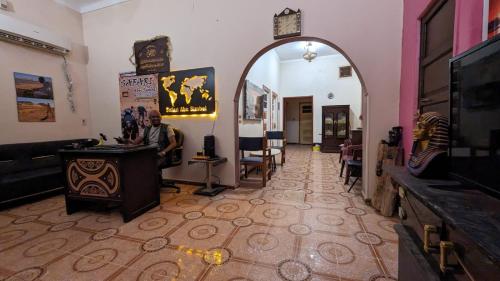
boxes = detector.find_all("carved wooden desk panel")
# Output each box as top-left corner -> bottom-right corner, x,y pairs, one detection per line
59,145 -> 159,222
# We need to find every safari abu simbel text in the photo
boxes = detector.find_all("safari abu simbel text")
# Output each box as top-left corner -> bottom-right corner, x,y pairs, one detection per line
158,67 -> 216,116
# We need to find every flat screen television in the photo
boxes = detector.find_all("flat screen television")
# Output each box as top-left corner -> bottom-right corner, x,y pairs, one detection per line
449,35 -> 500,197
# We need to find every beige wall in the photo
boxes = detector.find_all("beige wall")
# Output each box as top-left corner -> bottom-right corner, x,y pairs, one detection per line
0,0 -> 91,144
82,0 -> 403,198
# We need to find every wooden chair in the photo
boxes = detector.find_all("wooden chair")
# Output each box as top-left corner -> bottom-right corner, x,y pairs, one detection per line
239,137 -> 272,187
345,146 -> 362,186
340,142 -> 362,178
266,131 -> 286,164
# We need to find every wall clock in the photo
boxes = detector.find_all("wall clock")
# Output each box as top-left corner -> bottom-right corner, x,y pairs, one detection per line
273,8 -> 301,40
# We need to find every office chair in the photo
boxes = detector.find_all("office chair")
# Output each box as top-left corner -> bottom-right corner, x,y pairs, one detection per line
159,127 -> 184,193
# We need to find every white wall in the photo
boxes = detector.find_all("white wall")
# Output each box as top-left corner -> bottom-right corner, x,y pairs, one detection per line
280,55 -> 362,144
238,49 -> 280,137
0,0 -> 91,144
82,0 -> 403,199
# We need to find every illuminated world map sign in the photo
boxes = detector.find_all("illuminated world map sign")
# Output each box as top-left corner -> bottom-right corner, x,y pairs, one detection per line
158,67 -> 215,117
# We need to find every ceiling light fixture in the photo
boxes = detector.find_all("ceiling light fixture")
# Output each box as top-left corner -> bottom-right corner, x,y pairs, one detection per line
303,42 -> 317,62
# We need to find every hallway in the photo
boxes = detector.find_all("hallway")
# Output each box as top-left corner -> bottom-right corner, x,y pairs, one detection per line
0,146 -> 398,281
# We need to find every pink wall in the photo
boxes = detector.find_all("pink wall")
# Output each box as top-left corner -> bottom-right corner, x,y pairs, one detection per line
399,0 -> 483,155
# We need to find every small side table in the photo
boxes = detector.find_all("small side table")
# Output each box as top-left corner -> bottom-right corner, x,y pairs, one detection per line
250,148 -> 281,172
188,157 -> 227,196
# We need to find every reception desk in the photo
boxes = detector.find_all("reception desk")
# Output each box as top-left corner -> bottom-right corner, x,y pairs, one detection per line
59,145 -> 159,222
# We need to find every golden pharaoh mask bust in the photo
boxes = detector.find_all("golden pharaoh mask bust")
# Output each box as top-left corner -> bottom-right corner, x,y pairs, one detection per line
408,112 -> 449,177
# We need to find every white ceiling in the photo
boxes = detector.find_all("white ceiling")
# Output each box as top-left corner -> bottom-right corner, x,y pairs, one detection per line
273,41 -> 339,61
54,0 -> 129,13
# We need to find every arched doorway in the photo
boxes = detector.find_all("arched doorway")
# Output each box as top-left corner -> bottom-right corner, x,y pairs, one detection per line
233,36 -> 369,188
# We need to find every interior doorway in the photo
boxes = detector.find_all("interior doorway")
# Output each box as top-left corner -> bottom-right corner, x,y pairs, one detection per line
299,102 -> 313,144
233,36 -> 368,189
283,96 -> 313,145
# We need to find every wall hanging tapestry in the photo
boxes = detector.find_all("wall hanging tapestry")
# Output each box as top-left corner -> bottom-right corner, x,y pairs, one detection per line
133,36 -> 171,75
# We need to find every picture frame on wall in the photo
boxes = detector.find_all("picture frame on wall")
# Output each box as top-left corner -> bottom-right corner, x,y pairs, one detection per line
339,66 -> 352,78
119,72 -> 159,140
262,85 -> 270,110
14,72 -> 56,122
485,0 -> 500,39
158,67 -> 216,117
243,80 -> 264,120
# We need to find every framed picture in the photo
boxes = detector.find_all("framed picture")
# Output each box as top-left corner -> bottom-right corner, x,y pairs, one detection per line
243,80 -> 264,120
262,85 -> 270,110
158,67 -> 216,116
339,66 -> 352,78
488,0 -> 500,39
14,72 -> 55,122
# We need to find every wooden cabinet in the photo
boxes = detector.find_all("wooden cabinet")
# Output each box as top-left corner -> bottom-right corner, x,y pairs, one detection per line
386,166 -> 500,281
321,105 -> 349,152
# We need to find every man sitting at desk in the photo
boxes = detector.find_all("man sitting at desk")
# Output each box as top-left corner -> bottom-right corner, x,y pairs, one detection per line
133,110 -> 177,166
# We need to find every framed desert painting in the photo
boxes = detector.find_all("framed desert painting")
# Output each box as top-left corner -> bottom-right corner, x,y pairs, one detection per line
14,72 -> 55,122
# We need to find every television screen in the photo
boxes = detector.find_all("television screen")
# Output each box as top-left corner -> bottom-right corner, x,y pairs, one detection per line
449,37 -> 500,196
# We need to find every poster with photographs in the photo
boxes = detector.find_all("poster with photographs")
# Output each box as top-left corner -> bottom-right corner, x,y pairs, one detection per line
14,72 -> 55,122
489,0 -> 500,38
119,72 -> 159,141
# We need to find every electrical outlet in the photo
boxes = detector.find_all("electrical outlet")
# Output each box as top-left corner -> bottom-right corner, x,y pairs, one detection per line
0,0 -> 8,10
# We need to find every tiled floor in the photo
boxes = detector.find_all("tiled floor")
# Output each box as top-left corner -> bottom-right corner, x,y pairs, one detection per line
0,145 -> 398,281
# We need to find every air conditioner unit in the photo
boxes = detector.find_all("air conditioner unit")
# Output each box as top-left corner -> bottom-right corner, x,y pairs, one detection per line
0,14 -> 71,55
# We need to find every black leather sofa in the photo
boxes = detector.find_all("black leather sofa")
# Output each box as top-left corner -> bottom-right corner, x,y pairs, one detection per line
0,139 -> 93,209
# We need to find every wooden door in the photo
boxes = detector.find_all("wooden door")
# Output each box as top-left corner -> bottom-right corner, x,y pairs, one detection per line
321,105 -> 349,152
299,103 -> 313,144
419,0 -> 455,117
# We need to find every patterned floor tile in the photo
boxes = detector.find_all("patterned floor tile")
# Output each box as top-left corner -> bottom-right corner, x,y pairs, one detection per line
204,260 -> 280,281
228,224 -> 295,265
118,211 -> 185,240
249,203 -> 301,227
42,237 -> 142,281
168,217 -> 234,250
0,229 -> 91,272
113,247 -> 206,281
0,145 -> 398,280
0,222 -> 48,252
303,207 -> 362,235
203,199 -> 253,220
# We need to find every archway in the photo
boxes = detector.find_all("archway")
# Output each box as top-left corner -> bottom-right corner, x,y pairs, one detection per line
233,36 -> 369,188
